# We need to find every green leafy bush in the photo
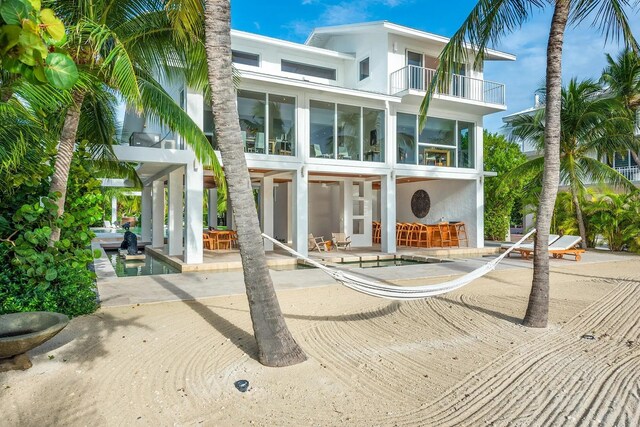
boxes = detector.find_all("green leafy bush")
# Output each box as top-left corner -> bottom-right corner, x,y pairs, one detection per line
483,131 -> 528,240
0,160 -> 103,317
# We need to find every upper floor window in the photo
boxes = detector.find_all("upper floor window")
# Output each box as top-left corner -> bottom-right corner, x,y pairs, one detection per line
359,57 -> 370,81
396,113 -> 474,168
232,50 -> 259,67
310,100 -> 385,162
281,60 -> 336,80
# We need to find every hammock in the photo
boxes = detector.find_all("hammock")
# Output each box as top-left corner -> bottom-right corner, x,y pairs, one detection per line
262,229 -> 536,300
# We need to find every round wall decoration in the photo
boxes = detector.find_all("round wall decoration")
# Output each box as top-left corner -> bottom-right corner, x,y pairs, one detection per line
411,190 -> 431,219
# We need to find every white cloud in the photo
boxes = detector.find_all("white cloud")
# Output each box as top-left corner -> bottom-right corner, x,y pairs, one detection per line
284,0 -> 408,40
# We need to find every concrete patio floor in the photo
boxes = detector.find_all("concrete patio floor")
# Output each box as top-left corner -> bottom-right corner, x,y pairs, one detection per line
96,247 -> 638,308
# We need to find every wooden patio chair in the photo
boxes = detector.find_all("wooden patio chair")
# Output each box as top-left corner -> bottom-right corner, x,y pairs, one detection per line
332,233 -> 352,250
372,221 -> 381,244
213,231 -> 232,250
453,222 -> 469,247
396,223 -> 410,246
437,222 -> 452,247
203,233 -> 215,250
405,223 -> 420,247
309,234 -> 329,252
415,224 -> 430,247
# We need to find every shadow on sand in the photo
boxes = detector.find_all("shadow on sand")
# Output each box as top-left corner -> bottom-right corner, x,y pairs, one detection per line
151,275 -> 259,361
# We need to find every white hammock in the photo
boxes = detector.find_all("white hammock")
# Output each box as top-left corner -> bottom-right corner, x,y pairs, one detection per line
262,229 -> 536,300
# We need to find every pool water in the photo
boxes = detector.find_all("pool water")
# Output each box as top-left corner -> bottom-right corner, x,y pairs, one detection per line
106,250 -> 179,277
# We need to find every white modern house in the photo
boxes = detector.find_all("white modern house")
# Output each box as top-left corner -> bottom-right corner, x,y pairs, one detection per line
117,21 -> 515,266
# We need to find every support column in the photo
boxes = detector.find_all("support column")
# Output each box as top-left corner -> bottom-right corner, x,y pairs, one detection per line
287,182 -> 293,244
208,188 -> 218,228
261,177 -> 274,251
184,160 -> 203,264
111,196 -> 117,225
475,177 -> 484,248
141,186 -> 152,243
292,167 -> 308,257
168,168 -> 184,256
381,172 -> 396,253
339,179 -> 353,237
152,180 -> 165,248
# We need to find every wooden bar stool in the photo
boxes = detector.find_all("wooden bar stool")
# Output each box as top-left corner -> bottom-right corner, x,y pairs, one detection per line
453,222 -> 468,247
437,222 -> 452,247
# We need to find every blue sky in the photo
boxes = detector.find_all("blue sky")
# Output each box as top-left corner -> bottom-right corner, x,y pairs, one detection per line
230,0 -> 640,132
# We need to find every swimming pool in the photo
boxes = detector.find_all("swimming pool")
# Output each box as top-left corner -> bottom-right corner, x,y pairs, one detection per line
106,250 -> 179,277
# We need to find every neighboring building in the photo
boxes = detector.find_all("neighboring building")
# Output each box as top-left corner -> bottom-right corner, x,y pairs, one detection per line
502,97 -> 640,183
118,21 -> 515,265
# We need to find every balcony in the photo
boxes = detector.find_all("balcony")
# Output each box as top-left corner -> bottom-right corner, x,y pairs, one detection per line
389,65 -> 506,107
616,166 -> 640,183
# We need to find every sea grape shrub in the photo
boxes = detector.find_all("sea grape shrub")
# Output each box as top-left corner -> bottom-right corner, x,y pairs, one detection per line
0,0 -> 78,89
0,161 -> 104,317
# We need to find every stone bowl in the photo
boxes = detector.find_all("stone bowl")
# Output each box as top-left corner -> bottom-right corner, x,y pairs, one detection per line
0,312 -> 69,359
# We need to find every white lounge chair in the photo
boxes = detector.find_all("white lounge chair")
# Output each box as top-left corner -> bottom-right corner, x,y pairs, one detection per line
514,235 -> 585,261
501,234 -> 560,253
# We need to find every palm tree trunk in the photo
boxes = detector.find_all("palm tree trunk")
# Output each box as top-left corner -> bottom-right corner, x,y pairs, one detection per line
49,90 -> 85,245
630,151 -> 640,167
523,0 -> 570,328
570,188 -> 587,247
202,0 -> 306,367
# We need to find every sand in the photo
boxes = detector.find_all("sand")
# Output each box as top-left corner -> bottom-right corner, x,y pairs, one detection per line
1,258 -> 639,426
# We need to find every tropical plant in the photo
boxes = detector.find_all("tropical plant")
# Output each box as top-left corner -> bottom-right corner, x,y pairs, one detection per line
0,156 -> 102,317
168,0 -> 306,366
506,78 -> 637,246
601,48 -> 640,165
423,0 -> 639,328
583,190 -> 640,251
41,0 -> 222,245
0,0 -> 78,89
483,131 -> 527,240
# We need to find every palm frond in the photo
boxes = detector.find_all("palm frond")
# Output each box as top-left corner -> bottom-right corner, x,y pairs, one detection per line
419,0 -> 545,126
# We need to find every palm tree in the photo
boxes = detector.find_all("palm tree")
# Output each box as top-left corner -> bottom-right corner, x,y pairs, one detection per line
421,0 -> 639,328
45,0 -> 222,244
167,0 -> 306,366
601,48 -> 640,165
507,78 -> 637,246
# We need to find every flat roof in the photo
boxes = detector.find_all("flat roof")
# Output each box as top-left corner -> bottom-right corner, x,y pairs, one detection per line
306,21 -> 516,61
231,30 -> 355,60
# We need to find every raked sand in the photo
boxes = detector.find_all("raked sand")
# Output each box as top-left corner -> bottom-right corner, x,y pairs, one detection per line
1,258 -> 639,426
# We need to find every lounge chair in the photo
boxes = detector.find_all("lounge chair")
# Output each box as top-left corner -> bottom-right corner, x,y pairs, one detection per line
309,234 -> 330,252
514,235 -> 585,261
501,234 -> 559,254
331,233 -> 351,250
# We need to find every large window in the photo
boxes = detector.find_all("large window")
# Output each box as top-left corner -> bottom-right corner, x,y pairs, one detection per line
310,100 -> 385,162
269,94 -> 296,156
396,113 -> 416,164
236,90 -> 296,156
310,100 -> 335,158
363,108 -> 385,162
395,113 -> 475,168
337,104 -> 361,160
203,101 -> 216,149
281,60 -> 336,80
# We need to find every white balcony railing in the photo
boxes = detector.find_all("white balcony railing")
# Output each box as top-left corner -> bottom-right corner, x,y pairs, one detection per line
389,65 -> 506,106
616,165 -> 640,182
